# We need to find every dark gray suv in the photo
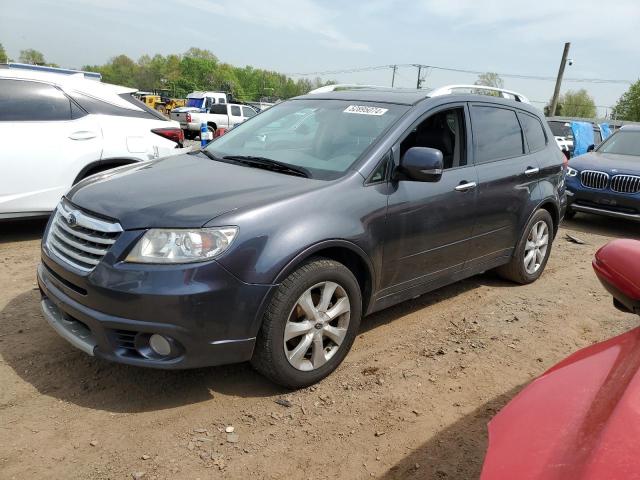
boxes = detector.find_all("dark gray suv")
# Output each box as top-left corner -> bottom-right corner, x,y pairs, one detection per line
38,86 -> 567,388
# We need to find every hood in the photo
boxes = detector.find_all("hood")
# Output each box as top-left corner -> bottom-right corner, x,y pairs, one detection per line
569,152 -> 640,175
480,326 -> 640,480
67,153 -> 322,229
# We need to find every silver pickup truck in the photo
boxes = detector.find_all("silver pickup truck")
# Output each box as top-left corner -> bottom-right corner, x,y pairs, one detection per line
171,103 -> 258,139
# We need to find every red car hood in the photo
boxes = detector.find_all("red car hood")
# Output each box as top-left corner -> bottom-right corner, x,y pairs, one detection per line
481,326 -> 640,480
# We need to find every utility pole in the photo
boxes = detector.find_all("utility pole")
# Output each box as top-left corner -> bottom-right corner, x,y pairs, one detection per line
416,65 -> 422,89
391,65 -> 397,87
549,42 -> 571,117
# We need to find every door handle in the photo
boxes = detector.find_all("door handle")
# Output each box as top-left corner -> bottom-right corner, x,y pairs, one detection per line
524,167 -> 540,175
455,181 -> 477,192
69,131 -> 97,141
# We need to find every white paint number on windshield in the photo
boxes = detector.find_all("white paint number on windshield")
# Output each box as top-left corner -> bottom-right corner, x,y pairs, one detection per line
343,105 -> 388,116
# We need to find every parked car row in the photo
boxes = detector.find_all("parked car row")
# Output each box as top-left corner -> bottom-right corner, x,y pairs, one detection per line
171,100 -> 258,139
3,65 -> 639,476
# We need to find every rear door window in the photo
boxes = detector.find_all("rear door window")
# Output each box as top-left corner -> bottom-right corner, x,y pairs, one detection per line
210,104 -> 227,115
0,79 -> 72,121
242,107 -> 257,118
231,106 -> 242,117
471,105 -> 524,163
518,112 -> 547,153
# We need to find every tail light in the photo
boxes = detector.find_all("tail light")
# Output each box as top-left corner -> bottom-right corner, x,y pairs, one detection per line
186,112 -> 192,123
152,128 -> 184,146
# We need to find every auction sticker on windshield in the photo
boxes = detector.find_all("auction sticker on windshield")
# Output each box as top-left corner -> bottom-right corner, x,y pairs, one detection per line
344,105 -> 388,116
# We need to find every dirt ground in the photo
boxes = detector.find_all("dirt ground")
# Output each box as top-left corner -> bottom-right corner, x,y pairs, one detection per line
1,214 -> 638,480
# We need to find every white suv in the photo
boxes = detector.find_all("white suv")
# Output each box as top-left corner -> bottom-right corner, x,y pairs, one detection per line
0,69 -> 185,219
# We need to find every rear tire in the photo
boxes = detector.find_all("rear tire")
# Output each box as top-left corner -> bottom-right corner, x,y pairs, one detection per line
496,209 -> 554,285
251,258 -> 362,389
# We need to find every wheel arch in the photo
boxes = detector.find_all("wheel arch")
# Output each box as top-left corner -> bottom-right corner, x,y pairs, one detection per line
537,199 -> 560,236
72,158 -> 139,185
273,240 -> 376,315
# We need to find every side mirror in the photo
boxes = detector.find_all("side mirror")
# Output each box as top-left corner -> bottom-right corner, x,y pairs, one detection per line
587,144 -> 595,152
400,147 -> 444,182
593,239 -> 640,315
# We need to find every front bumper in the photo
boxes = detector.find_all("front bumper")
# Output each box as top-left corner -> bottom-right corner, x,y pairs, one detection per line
566,179 -> 640,223
37,249 -> 274,369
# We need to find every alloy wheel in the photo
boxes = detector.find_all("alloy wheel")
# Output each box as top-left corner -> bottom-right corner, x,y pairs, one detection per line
524,220 -> 549,274
284,281 -> 351,371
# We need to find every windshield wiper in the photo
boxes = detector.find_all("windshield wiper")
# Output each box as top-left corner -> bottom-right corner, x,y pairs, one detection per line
198,149 -> 223,161
222,155 -> 310,178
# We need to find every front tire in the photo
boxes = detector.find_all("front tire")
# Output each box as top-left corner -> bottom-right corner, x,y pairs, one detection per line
251,258 -> 362,389
496,209 -> 554,284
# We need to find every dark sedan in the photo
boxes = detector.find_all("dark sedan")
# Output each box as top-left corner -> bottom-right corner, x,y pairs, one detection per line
566,125 -> 640,222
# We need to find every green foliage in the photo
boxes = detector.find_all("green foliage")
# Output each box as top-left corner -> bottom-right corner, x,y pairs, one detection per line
0,43 -> 7,63
612,80 -> 640,121
17,48 -> 58,67
474,72 -> 504,89
19,48 -> 46,65
82,48 -> 330,101
555,89 -> 597,118
473,72 -> 504,97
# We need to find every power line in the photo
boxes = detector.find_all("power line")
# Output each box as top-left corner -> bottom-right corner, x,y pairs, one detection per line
288,64 -> 633,85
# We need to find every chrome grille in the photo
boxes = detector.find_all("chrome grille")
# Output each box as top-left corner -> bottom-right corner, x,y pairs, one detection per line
611,174 -> 640,194
46,201 -> 122,272
580,170 -> 609,190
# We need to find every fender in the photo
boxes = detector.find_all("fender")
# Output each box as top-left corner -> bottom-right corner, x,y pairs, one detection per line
273,238 -> 377,287
73,158 -> 140,185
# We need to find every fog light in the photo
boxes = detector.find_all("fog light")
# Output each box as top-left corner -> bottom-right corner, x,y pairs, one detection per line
149,334 -> 172,356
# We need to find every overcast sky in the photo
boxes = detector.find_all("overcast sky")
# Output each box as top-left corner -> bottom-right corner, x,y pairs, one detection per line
2,0 -> 638,116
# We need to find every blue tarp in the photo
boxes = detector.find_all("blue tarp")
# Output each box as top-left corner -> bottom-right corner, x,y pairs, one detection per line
599,123 -> 612,141
571,121 -> 595,156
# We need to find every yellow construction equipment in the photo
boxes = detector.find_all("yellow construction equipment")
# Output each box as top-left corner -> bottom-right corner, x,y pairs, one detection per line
139,94 -> 186,116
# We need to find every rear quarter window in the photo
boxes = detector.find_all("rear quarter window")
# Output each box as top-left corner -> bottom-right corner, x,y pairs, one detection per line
471,105 -> 524,163
518,112 -> 547,153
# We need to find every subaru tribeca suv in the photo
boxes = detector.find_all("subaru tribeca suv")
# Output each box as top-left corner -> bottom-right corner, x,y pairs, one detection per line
38,85 -> 566,388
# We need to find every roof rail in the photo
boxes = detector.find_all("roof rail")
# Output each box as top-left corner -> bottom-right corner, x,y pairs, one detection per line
429,84 -> 530,104
308,83 -> 390,94
0,62 -> 102,81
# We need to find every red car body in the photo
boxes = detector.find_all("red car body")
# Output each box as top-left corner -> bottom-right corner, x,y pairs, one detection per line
481,239 -> 640,480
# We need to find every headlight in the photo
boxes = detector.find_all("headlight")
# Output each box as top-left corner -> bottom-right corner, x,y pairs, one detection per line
125,227 -> 238,263
566,167 -> 579,177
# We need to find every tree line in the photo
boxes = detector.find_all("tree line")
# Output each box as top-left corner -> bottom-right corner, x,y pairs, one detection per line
2,43 -> 640,120
475,71 -> 640,121
0,44 -> 332,102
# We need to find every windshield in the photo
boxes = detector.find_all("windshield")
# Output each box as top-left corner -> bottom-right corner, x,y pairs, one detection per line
186,98 -> 204,108
597,130 -> 640,157
205,99 -> 408,180
548,121 -> 573,139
